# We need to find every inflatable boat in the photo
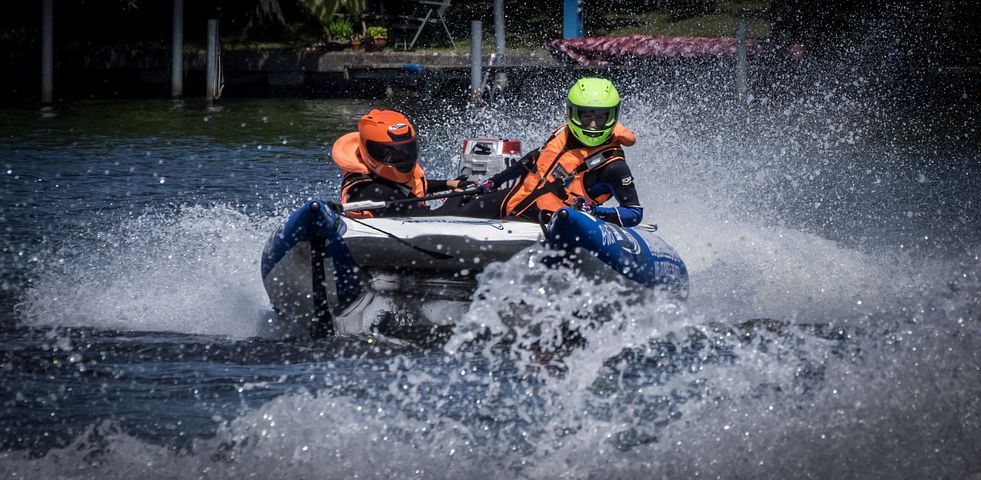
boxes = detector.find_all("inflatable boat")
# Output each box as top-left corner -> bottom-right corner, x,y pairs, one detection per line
261,138 -> 687,338
260,198 -> 688,338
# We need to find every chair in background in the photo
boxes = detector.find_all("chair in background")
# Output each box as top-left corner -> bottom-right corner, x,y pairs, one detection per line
396,0 -> 455,50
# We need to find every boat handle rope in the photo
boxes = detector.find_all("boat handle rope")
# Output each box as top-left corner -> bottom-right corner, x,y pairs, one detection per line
325,189 -> 490,261
342,215 -> 454,260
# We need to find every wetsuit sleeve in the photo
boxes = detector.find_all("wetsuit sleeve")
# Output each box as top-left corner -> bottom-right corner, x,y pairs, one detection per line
346,180 -> 427,216
489,148 -> 540,186
586,160 -> 644,227
345,180 -> 404,203
427,179 -> 451,192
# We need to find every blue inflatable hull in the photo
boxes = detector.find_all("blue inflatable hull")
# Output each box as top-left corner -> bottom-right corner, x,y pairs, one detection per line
544,208 -> 688,298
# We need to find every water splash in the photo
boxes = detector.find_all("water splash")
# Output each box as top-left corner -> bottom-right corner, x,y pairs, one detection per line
19,204 -> 282,338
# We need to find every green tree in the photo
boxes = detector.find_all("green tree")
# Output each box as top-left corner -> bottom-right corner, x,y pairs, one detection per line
297,0 -> 366,26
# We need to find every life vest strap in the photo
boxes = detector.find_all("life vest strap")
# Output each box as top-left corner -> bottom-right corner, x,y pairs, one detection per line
510,146 -> 624,215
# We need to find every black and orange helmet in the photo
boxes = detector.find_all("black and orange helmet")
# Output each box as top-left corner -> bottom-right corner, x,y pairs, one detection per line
357,109 -> 419,182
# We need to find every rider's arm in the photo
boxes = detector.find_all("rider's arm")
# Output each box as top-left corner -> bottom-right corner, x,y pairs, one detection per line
585,160 -> 644,227
488,148 -> 540,186
427,179 -> 451,192
428,176 -> 479,193
346,179 -> 427,216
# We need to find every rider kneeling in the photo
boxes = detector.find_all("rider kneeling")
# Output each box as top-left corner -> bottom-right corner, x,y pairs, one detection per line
331,109 -> 470,218
437,77 -> 643,227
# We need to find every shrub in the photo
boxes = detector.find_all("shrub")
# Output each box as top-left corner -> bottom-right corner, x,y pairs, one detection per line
366,25 -> 387,40
325,17 -> 353,40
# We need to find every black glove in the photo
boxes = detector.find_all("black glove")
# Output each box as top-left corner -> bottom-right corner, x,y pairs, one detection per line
571,196 -> 595,214
454,175 -> 478,190
326,201 -> 344,213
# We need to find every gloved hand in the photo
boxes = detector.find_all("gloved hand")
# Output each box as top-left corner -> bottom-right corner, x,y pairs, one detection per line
477,178 -> 497,194
326,201 -> 344,213
453,175 -> 477,191
571,196 -> 595,214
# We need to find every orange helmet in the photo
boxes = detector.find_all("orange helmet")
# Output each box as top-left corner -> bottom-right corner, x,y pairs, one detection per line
357,109 -> 419,183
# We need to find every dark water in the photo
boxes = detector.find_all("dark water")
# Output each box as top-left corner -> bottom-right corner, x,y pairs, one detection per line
1,74 -> 979,480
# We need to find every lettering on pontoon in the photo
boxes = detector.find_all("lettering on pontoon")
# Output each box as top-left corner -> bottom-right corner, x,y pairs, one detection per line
615,227 -> 642,254
655,262 -> 684,282
645,236 -> 680,260
599,224 -> 617,246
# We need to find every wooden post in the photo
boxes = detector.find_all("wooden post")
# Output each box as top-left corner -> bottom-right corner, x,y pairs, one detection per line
171,0 -> 184,98
41,0 -> 53,105
494,0 -> 505,56
206,19 -> 218,104
470,20 -> 482,103
493,0 -> 508,100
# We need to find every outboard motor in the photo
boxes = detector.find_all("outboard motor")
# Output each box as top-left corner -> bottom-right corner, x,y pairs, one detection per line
458,138 -> 521,184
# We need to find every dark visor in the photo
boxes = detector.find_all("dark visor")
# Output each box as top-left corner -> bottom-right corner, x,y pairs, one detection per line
578,108 -> 610,127
365,139 -> 418,173
569,106 -> 618,129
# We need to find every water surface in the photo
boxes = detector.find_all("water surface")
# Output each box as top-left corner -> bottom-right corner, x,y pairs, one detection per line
1,83 -> 979,479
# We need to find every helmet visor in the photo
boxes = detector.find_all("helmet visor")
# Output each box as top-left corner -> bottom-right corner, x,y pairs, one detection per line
365,139 -> 418,173
568,105 -> 618,131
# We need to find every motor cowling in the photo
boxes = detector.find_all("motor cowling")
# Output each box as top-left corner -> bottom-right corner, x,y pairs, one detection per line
458,138 -> 521,184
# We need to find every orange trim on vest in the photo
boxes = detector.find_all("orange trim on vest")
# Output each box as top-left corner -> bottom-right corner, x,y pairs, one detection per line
503,123 -> 635,216
332,132 -> 427,218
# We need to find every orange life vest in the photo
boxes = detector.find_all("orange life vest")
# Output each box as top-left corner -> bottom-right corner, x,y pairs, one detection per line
501,123 -> 636,218
331,132 -> 428,218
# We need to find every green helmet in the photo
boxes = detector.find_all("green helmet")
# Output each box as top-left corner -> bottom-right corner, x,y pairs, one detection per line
566,77 -> 621,147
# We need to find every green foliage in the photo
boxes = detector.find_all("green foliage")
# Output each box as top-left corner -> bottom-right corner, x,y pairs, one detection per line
297,0 -> 338,27
340,0 -> 367,19
0,27 -> 35,46
297,0 -> 367,26
325,17 -> 353,40
365,26 -> 387,40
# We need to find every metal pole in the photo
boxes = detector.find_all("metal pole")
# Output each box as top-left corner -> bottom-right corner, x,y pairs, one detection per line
41,0 -> 53,105
206,19 -> 217,104
171,0 -> 184,98
493,0 -> 508,99
735,19 -> 747,103
494,0 -> 505,56
470,20 -> 482,102
563,0 -> 583,39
